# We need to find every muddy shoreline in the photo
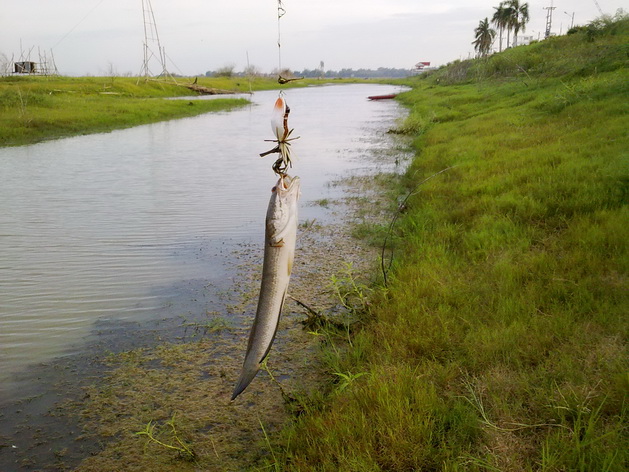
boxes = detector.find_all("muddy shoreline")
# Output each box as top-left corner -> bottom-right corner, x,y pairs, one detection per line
0,161 -> 408,471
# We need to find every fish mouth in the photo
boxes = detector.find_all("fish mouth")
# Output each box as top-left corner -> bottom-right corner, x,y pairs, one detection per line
275,174 -> 300,197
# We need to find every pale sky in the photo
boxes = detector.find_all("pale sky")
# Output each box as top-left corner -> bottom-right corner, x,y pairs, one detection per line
1,0 -> 625,76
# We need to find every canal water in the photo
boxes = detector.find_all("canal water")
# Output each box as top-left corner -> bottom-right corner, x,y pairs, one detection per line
0,84 -> 407,399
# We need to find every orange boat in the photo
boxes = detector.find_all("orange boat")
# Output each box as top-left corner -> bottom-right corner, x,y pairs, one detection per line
367,93 -> 397,100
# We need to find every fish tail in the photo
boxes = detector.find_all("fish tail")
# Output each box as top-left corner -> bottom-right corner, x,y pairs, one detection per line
231,365 -> 260,400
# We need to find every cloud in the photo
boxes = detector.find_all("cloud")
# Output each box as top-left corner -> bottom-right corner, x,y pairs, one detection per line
1,0 -> 625,75
282,7 -> 488,70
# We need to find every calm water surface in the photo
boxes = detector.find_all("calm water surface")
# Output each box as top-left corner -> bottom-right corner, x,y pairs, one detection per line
0,84 -> 407,391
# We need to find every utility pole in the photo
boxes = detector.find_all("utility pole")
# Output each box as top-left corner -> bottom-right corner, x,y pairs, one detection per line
564,11 -> 575,30
543,1 -> 557,39
139,0 -> 170,82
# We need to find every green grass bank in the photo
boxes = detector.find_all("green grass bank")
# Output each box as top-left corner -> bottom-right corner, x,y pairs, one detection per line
0,75 -> 359,147
267,16 -> 628,471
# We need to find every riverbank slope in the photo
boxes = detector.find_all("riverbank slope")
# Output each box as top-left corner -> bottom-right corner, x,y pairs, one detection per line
270,15 -> 628,471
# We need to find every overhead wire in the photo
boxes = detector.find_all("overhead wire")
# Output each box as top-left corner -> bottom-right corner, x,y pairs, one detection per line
51,0 -> 107,51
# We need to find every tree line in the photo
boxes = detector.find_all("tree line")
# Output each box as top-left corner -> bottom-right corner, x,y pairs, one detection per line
296,67 -> 413,78
206,66 -> 414,79
473,1 -> 530,57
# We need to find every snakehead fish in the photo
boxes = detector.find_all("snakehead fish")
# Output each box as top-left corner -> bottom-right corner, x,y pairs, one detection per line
231,174 -> 300,400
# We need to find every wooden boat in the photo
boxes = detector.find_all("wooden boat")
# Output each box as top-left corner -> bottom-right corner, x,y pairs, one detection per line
367,93 -> 397,100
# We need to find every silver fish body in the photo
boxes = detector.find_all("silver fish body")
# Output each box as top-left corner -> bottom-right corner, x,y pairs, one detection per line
231,174 -> 300,400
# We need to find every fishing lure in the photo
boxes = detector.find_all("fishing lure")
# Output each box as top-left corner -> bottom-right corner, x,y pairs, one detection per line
260,97 -> 299,175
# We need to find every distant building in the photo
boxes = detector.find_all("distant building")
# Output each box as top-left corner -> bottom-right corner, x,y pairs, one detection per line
413,61 -> 435,74
14,61 -> 37,74
516,35 -> 535,46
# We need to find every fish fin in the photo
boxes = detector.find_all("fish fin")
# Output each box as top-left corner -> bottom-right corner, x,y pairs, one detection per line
270,238 -> 285,248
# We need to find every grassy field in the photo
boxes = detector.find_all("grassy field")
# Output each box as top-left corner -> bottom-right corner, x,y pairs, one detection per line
0,75 -> 356,147
264,16 -> 628,471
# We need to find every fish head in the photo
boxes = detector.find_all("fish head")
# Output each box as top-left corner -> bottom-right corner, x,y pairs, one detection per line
267,175 -> 300,245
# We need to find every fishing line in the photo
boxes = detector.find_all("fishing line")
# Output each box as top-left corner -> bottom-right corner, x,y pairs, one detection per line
260,0 -> 301,177
51,0 -> 107,51
380,166 -> 457,287
275,0 -> 303,84
277,0 -> 286,75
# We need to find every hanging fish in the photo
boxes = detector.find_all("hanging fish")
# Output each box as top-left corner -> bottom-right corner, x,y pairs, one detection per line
231,174 -> 301,400
260,97 -> 299,175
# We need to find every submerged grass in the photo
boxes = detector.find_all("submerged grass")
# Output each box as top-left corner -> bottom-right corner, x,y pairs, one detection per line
74,338 -> 298,471
266,16 -> 629,472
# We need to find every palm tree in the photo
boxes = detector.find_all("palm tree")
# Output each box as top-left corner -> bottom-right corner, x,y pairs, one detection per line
491,2 -> 508,52
491,2 -> 511,52
506,0 -> 530,47
472,18 -> 496,57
